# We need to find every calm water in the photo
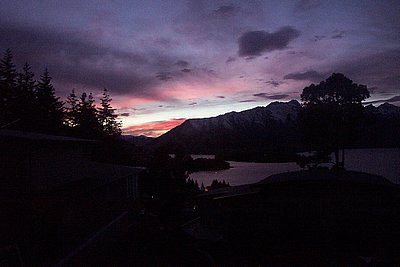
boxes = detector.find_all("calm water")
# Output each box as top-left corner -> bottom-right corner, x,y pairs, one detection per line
190,148 -> 400,186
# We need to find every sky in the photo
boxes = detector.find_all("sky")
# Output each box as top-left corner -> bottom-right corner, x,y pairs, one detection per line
1,0 -> 399,137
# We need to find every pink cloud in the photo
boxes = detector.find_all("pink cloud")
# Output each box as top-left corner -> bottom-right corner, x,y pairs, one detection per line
122,118 -> 186,137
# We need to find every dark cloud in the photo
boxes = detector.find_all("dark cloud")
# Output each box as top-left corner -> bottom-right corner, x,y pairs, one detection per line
239,99 -> 256,103
216,96 -> 225,98
188,102 -> 197,105
175,60 -> 189,68
283,70 -> 325,82
155,72 -> 172,81
0,22 -> 164,97
0,22 -> 147,66
295,0 -> 320,12
244,56 -> 256,60
267,94 -> 289,100
118,113 -> 130,117
364,95 -> 400,104
214,4 -> 237,16
331,30 -> 345,39
172,0 -> 261,47
264,80 -> 281,87
253,93 -> 266,97
0,20 -> 224,99
253,93 -> 289,100
226,56 -> 236,63
314,35 -> 327,42
238,26 -> 300,57
314,30 -> 345,42
333,49 -> 400,92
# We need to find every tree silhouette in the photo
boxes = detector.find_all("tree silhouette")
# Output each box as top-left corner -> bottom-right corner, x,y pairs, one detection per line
0,49 -> 124,140
0,82 -> 14,127
35,68 -> 65,133
299,73 -> 370,168
76,92 -> 102,138
0,49 -> 18,127
98,88 -> 121,137
65,89 -> 79,128
15,62 -> 37,130
0,48 -> 17,88
17,62 -> 36,95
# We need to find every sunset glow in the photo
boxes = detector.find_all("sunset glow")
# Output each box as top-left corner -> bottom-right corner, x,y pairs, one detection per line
1,0 -> 399,136
123,118 -> 186,137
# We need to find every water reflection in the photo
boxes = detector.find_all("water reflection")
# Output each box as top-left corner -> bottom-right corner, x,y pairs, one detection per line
190,148 -> 400,186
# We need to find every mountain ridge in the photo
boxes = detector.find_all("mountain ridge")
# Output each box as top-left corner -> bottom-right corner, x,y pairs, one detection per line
148,100 -> 303,161
145,100 -> 400,161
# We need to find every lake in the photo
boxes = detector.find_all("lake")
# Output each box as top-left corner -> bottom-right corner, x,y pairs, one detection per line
189,148 -> 400,186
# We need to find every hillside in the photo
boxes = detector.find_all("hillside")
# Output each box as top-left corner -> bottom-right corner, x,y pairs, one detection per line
147,100 -> 400,162
149,100 -> 302,162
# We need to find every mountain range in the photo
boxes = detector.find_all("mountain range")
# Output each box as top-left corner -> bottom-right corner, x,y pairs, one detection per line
144,100 -> 400,162
148,100 -> 302,161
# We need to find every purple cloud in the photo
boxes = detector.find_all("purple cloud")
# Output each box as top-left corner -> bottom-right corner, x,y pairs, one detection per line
238,26 -> 301,57
156,72 -> 173,81
283,70 -> 325,82
214,4 -> 237,16
253,93 -> 289,100
175,60 -> 189,67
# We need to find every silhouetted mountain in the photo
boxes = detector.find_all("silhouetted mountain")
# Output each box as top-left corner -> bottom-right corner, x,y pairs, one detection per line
119,134 -> 154,146
148,100 -> 400,161
365,102 -> 400,117
358,103 -> 400,148
149,100 -> 302,162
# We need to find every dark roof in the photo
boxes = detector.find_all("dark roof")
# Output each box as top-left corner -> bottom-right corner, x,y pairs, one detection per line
0,129 -> 96,143
39,163 -> 147,194
257,170 -> 393,186
89,163 -> 146,187
197,184 -> 260,199
199,170 -> 395,200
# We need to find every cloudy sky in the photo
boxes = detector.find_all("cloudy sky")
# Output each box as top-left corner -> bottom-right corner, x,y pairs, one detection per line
1,0 -> 399,136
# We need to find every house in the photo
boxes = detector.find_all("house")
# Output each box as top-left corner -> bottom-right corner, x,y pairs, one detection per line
0,130 -> 146,265
193,170 -> 400,261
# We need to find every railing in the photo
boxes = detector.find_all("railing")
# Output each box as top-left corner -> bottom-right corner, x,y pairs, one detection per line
54,211 -> 129,267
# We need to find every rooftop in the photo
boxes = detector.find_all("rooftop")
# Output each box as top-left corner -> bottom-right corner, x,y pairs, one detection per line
0,129 -> 96,143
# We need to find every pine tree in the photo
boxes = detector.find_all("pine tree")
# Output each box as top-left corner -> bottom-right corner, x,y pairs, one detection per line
35,68 -> 64,133
0,82 -> 13,127
98,88 -> 121,137
15,62 -> 37,130
65,89 -> 79,127
17,62 -> 36,97
0,49 -> 18,127
0,48 -> 17,88
76,92 -> 102,138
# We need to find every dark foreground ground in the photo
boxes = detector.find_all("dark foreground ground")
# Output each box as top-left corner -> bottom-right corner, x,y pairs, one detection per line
4,170 -> 399,266
50,170 -> 400,266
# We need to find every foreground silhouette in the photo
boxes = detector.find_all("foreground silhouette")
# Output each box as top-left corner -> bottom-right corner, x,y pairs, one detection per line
299,73 -> 370,169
